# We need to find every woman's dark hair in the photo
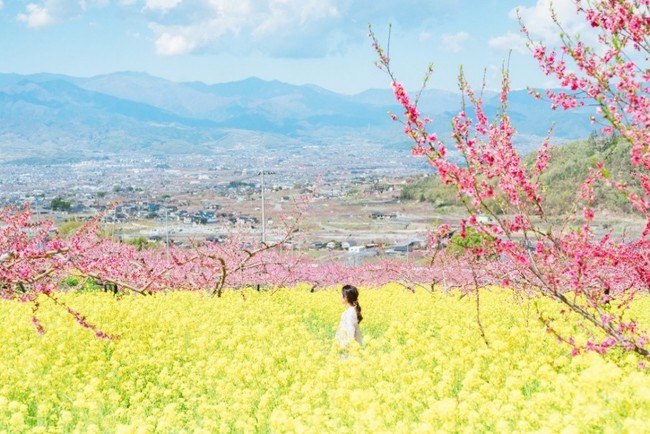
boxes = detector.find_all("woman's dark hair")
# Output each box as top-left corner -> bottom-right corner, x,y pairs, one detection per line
342,284 -> 363,323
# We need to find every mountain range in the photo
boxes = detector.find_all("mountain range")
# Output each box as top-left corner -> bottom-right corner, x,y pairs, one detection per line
0,71 -> 598,164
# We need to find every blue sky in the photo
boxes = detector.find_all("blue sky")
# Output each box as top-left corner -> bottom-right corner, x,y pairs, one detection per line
0,0 -> 585,94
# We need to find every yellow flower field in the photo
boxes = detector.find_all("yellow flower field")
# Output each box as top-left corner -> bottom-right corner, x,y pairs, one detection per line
1,285 -> 650,433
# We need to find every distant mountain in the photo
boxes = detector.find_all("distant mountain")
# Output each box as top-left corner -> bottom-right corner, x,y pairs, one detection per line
0,72 -> 598,164
73,74 -> 395,134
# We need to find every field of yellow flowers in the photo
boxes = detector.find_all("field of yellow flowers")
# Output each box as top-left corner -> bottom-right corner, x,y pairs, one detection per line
2,285 -> 650,433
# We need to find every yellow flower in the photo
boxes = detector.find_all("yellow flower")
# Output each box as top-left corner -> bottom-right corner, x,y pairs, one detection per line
9,412 -> 25,431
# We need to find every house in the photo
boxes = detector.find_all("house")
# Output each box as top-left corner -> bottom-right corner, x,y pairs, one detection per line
326,241 -> 339,249
347,247 -> 379,265
309,241 -> 325,250
477,214 -> 496,225
391,239 -> 426,253
370,211 -> 398,220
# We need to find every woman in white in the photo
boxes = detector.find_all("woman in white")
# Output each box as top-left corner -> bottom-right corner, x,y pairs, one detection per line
336,284 -> 363,346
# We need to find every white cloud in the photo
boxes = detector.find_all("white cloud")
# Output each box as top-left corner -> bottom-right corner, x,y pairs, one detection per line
14,0 -> 462,58
140,0 -> 346,57
144,0 -> 182,13
440,32 -> 469,53
16,0 -> 96,28
511,0 -> 586,45
253,0 -> 339,37
17,3 -> 56,28
145,1 -> 254,55
488,31 -> 527,54
81,0 -> 109,8
137,0 -> 460,58
0,1 -> 4,10
301,0 -> 340,23
154,31 -> 197,55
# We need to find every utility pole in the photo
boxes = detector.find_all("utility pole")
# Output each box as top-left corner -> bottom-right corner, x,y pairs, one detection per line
259,169 -> 275,244
261,170 -> 266,244
165,207 -> 170,262
112,209 -> 116,242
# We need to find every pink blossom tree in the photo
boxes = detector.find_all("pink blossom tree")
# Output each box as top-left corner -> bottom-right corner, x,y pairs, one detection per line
370,0 -> 650,359
0,198 -> 308,335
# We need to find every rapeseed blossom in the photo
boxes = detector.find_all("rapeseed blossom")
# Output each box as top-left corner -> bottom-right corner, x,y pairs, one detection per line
1,285 -> 649,432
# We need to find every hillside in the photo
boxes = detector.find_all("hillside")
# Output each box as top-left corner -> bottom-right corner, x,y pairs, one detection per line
401,134 -> 640,216
0,72 -> 598,164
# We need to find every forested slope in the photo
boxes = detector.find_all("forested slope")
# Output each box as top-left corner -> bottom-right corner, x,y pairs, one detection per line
401,134 -> 639,215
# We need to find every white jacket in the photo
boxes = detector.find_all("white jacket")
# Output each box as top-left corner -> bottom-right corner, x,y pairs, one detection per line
336,306 -> 362,345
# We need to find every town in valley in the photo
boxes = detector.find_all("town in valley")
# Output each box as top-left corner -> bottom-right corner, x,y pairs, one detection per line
0,144 -> 452,262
